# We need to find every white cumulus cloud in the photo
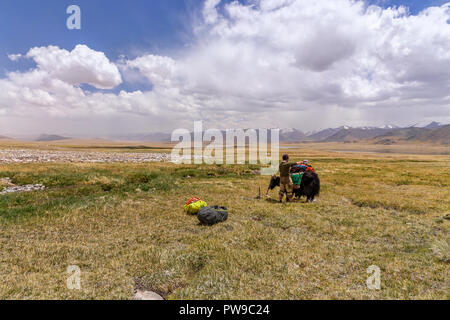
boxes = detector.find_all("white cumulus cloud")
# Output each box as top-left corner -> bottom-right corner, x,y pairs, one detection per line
120,0 -> 450,130
25,44 -> 122,89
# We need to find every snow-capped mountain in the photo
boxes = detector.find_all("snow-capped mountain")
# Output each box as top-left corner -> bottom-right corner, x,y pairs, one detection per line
279,128 -> 306,142
424,122 -> 442,129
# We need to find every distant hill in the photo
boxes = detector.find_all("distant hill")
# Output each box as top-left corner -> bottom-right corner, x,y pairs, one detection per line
374,125 -> 450,144
378,127 -> 430,141
0,135 -> 11,140
306,127 -> 345,141
110,132 -> 172,142
424,121 -> 442,129
279,128 -> 306,142
323,127 -> 389,142
36,134 -> 71,142
422,125 -> 450,143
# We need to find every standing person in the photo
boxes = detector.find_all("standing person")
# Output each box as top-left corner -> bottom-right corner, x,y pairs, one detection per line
279,154 -> 296,203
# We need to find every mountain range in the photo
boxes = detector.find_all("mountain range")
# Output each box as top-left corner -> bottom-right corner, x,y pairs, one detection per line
374,125 -> 450,145
307,123 -> 449,144
105,122 -> 448,144
0,122 -> 448,144
299,123 -> 449,144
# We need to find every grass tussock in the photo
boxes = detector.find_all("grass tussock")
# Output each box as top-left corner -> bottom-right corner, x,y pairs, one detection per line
431,240 -> 450,263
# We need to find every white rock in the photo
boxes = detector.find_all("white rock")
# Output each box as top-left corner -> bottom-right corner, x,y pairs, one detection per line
0,184 -> 45,195
134,290 -> 164,300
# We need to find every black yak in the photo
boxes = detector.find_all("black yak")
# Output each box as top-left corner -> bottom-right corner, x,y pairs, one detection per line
267,172 -> 320,202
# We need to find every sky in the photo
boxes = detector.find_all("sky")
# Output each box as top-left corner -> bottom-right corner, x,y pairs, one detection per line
1,0 -> 450,137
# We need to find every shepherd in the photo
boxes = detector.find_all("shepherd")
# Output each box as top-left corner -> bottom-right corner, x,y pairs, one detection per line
278,154 -> 296,203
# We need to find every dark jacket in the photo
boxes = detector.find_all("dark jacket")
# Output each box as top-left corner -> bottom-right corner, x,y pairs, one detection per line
279,161 -> 295,177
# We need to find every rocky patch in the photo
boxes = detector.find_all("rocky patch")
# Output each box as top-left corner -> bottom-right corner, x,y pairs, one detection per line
0,184 -> 45,195
0,149 -> 170,164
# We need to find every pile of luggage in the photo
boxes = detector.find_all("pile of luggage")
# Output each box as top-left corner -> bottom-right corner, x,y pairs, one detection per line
290,160 -> 315,187
290,160 -> 315,174
184,197 -> 228,226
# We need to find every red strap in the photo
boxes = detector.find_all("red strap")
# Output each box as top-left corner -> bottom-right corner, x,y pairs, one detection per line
186,197 -> 201,205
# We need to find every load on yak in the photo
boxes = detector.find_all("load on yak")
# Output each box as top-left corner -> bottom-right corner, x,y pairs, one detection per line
266,155 -> 320,203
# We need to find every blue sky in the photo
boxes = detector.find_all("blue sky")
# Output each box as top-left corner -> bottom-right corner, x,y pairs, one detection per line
1,0 -> 448,72
0,1 -> 199,76
371,0 -> 450,13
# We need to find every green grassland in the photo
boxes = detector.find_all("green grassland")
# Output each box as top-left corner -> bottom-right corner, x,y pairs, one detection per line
0,147 -> 449,299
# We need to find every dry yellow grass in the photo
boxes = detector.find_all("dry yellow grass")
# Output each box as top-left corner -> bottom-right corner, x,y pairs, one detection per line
0,143 -> 448,300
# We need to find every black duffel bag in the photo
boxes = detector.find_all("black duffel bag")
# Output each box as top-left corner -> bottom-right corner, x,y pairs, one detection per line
198,206 -> 228,225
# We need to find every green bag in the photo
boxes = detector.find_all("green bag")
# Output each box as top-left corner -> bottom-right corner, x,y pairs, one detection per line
291,173 -> 304,186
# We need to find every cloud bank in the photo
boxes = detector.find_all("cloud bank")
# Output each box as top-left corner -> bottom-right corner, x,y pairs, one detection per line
1,0 -> 450,134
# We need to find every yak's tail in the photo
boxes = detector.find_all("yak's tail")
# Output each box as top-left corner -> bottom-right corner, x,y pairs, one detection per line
306,172 -> 320,198
316,177 -> 321,196
314,173 -> 320,197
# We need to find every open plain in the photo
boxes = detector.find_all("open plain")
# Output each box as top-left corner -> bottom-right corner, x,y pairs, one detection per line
0,140 -> 448,299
